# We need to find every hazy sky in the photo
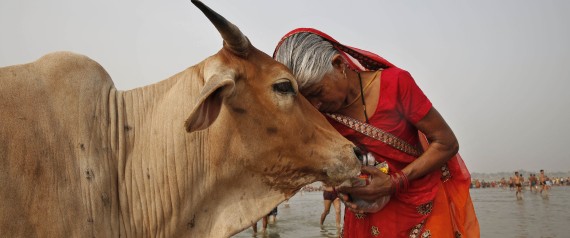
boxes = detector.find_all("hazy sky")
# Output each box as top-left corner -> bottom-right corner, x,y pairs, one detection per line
1,0 -> 569,173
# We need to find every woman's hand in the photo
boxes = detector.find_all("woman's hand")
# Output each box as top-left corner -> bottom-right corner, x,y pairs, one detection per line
336,192 -> 364,214
336,166 -> 393,212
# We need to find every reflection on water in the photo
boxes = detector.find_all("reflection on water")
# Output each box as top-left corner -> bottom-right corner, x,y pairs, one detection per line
472,186 -> 569,238
233,187 -> 570,238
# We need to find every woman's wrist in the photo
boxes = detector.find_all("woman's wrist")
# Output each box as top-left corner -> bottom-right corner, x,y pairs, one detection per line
390,171 -> 410,194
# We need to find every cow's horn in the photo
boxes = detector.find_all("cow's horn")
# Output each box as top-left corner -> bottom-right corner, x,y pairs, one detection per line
191,0 -> 249,57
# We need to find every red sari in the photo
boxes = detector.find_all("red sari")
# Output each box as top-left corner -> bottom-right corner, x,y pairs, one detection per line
331,67 -> 478,238
275,28 -> 479,238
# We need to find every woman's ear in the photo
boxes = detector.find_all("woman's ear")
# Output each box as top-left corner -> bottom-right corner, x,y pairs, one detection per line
331,54 -> 344,70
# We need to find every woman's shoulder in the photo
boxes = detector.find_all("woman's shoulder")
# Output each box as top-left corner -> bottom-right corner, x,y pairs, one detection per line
382,67 -> 420,89
387,66 -> 414,75
380,67 -> 410,88
381,67 -> 408,80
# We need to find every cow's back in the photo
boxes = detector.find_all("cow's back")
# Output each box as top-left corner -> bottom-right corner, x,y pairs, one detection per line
0,52 -> 120,237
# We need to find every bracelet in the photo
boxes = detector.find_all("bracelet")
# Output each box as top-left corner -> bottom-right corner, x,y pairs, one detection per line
390,171 -> 410,194
389,173 -> 398,194
400,171 -> 409,192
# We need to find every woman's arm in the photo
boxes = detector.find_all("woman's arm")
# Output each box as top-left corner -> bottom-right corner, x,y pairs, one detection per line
402,107 -> 458,181
337,107 -> 458,206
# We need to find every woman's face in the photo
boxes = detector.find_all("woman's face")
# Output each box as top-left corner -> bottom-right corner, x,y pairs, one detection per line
301,70 -> 350,113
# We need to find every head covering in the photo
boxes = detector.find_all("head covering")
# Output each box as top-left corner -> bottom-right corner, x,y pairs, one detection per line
273,28 -> 396,72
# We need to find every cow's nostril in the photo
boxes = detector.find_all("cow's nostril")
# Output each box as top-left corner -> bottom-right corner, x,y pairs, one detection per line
353,147 -> 364,163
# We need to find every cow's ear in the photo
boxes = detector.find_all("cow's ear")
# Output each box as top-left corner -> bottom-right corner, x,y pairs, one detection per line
185,74 -> 235,132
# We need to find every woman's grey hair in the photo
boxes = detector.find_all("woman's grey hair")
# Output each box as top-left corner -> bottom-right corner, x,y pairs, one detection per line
274,32 -> 339,90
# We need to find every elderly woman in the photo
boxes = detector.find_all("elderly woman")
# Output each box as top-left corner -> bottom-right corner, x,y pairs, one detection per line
273,28 -> 479,238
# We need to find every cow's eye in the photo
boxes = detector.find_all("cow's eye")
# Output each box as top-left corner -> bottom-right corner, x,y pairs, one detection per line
272,81 -> 295,95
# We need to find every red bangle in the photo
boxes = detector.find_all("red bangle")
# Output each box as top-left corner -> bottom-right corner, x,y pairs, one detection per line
389,173 -> 398,194
399,171 -> 409,192
390,171 -> 410,194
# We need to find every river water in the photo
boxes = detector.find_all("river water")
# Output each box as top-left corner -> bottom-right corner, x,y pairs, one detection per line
233,186 -> 570,238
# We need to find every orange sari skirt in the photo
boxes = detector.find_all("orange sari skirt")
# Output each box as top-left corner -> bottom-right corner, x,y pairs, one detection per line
341,167 -> 479,238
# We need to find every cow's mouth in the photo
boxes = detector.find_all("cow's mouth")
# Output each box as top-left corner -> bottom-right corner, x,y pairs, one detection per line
323,162 -> 362,186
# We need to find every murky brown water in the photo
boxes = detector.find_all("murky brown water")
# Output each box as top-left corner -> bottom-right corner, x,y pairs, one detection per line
233,186 -> 570,238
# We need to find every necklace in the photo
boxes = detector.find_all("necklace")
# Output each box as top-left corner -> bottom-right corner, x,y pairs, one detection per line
342,70 -> 380,109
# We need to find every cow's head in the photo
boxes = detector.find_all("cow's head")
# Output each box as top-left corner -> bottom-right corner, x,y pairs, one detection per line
185,0 -> 360,194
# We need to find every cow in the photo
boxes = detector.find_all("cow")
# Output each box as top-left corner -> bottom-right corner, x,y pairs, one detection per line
0,1 -> 361,237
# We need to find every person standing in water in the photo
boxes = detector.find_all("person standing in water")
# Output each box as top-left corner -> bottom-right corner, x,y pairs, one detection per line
514,171 -> 522,199
320,183 -> 342,232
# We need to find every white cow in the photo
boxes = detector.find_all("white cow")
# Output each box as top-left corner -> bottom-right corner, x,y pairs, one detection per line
0,1 -> 360,237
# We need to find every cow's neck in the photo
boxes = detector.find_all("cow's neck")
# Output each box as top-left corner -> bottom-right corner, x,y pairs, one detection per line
187,123 -> 290,237
116,70 -> 289,237
116,71 -> 207,237
200,176 -> 289,237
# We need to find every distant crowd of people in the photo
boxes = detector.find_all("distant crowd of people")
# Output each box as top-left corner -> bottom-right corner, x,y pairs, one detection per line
471,170 -> 569,189
470,169 -> 569,200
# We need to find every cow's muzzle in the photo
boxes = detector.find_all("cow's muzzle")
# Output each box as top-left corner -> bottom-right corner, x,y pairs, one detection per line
353,146 -> 364,164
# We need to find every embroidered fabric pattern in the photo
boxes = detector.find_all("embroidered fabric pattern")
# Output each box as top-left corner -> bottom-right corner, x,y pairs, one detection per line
333,43 -> 388,70
355,213 -> 367,219
416,201 -> 434,215
441,164 -> 452,182
370,226 -> 380,237
455,231 -> 462,238
421,229 -> 432,238
409,220 -> 425,238
326,113 -> 422,157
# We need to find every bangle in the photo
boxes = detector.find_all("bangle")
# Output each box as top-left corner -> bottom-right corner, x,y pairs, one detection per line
390,171 -> 410,194
389,173 -> 398,194
399,171 -> 409,192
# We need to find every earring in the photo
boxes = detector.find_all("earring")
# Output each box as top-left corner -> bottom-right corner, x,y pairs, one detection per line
342,65 -> 347,79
